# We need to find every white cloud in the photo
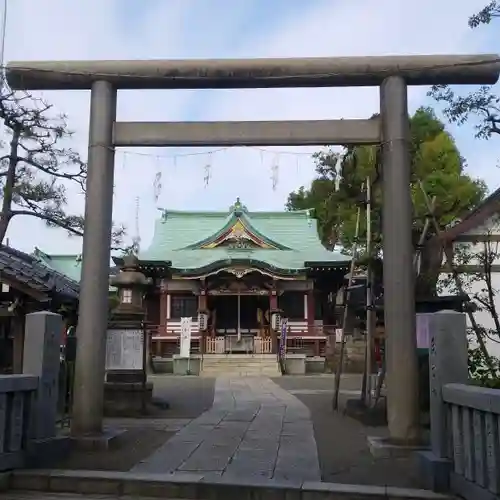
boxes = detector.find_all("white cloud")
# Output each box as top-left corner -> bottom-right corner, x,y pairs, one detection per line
2,0 -> 498,254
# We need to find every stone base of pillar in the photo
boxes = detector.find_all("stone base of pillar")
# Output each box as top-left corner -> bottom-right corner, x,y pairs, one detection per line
416,451 -> 451,492
367,435 -> 428,459
72,428 -> 126,451
103,381 -> 154,417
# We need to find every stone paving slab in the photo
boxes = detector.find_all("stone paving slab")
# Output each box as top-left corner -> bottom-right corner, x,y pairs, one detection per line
131,377 -> 321,482
104,417 -> 192,432
5,469 -> 457,499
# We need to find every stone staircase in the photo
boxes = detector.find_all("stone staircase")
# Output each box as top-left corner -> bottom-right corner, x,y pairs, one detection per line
200,354 -> 281,377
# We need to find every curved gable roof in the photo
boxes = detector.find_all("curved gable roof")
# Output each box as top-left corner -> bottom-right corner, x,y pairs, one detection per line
140,200 -> 349,275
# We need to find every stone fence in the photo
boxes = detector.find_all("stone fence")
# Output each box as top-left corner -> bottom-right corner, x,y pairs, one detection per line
419,311 -> 500,500
442,383 -> 500,499
0,375 -> 38,471
0,311 -> 68,473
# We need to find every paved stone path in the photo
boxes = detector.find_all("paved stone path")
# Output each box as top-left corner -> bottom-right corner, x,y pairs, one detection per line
131,377 -> 321,482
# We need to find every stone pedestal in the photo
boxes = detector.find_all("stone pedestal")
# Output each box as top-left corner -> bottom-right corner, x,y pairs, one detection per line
22,312 -> 61,441
102,254 -> 156,417
103,380 -> 154,417
172,355 -> 201,375
22,312 -> 73,464
284,354 -> 306,374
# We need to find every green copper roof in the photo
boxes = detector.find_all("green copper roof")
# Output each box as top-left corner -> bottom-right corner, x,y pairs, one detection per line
139,200 -> 349,276
33,248 -> 83,283
33,248 -> 116,291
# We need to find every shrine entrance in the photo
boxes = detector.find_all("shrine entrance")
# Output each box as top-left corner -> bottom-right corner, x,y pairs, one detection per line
208,295 -> 268,333
7,54 -> 499,442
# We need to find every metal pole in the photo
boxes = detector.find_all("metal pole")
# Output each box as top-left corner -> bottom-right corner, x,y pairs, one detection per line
364,177 -> 374,406
141,320 -> 147,414
71,81 -> 116,436
332,189 -> 363,411
380,76 -> 420,443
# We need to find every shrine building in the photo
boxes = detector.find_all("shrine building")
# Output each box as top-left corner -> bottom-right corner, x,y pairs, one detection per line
134,198 -> 351,357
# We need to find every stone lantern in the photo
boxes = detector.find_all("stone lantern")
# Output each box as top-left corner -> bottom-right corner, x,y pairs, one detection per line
110,254 -> 150,320
104,254 -> 154,416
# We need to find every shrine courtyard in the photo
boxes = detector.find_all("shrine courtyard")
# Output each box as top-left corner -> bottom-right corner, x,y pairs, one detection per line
48,374 -> 421,489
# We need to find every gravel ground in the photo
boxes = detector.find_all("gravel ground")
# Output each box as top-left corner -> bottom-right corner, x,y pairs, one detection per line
51,376 -> 216,472
273,375 -> 422,488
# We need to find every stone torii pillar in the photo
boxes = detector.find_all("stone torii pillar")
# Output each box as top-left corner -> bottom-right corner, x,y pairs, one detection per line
6,54 -> 499,442
71,81 -> 117,436
380,76 -> 419,442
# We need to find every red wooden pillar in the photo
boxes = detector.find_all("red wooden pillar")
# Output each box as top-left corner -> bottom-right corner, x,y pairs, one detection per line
159,280 -> 168,356
269,288 -> 278,354
269,291 -> 278,310
306,288 -> 320,355
199,285 -> 207,353
307,289 -> 315,333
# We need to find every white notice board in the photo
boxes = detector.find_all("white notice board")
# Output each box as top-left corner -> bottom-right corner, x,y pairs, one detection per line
179,317 -> 192,358
105,329 -> 144,370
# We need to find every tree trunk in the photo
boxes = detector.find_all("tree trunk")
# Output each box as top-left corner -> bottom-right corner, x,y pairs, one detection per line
0,128 -> 20,245
415,240 -> 443,298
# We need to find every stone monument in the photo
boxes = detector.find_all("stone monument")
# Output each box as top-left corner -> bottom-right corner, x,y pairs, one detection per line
104,254 -> 153,416
22,311 -> 61,440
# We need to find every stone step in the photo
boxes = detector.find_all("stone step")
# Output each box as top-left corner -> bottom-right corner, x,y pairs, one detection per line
200,372 -> 282,378
201,373 -> 281,377
201,366 -> 281,375
202,364 -> 280,368
202,365 -> 280,370
4,469 -> 455,500
201,371 -> 281,376
200,354 -> 281,377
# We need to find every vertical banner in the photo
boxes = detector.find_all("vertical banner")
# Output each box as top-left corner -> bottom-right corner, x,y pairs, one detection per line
280,318 -> 288,358
180,317 -> 192,358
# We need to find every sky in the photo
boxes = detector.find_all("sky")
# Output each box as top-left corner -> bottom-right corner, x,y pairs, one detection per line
2,0 -> 499,255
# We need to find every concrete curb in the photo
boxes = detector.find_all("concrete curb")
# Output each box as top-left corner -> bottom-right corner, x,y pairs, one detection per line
6,469 -> 456,499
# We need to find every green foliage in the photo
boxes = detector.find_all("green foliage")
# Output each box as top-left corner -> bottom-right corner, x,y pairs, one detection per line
468,0 -> 499,27
286,108 -> 487,255
469,344 -> 500,388
430,85 -> 500,139
429,2 -> 500,139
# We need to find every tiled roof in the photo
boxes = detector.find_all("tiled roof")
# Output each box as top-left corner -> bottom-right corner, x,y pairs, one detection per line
0,245 -> 79,301
437,185 -> 500,243
139,200 -> 349,275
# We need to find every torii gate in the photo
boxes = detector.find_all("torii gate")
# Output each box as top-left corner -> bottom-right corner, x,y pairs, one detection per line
7,54 -> 500,444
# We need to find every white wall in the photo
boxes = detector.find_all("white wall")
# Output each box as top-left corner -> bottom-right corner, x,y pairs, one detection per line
439,214 -> 500,359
